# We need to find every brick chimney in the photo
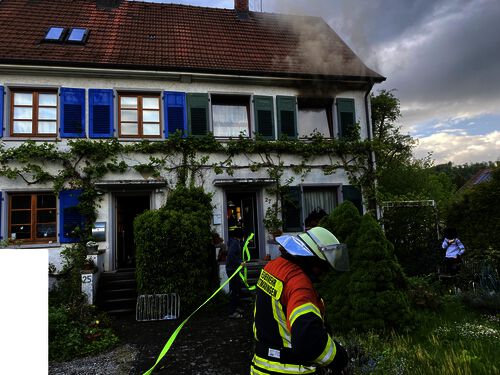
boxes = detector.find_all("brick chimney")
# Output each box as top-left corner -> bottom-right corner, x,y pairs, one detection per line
235,0 -> 249,13
96,0 -> 122,9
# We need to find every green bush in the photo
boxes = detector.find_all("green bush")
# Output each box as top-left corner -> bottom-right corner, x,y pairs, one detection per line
318,201 -> 362,331
134,186 -> 216,309
49,305 -> 118,362
320,206 -> 413,333
447,166 -> 500,271
382,204 -> 441,276
347,214 -> 412,332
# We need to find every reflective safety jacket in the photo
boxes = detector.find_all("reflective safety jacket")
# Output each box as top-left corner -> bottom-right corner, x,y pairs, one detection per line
251,257 -> 338,375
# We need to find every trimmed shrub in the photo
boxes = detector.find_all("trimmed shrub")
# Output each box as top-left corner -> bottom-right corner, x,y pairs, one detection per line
318,201 -> 361,331
134,186 -> 216,309
348,214 -> 412,332
322,212 -> 412,333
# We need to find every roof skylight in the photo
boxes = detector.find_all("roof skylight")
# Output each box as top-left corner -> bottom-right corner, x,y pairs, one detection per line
44,27 -> 66,42
67,28 -> 89,43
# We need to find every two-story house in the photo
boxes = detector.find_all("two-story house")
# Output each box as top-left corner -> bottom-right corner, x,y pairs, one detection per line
0,0 -> 384,277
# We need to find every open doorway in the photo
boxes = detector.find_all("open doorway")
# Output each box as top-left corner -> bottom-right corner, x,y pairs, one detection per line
116,194 -> 150,269
226,192 -> 259,259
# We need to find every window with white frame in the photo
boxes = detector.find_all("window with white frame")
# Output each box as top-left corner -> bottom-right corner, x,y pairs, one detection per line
211,94 -> 250,137
297,97 -> 333,138
11,89 -> 58,136
118,93 -> 161,138
303,186 -> 338,229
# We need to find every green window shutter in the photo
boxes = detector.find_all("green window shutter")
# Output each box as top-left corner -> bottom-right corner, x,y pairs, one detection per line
336,98 -> 356,139
282,186 -> 303,232
253,95 -> 275,139
342,185 -> 363,214
187,93 -> 209,136
277,96 -> 297,139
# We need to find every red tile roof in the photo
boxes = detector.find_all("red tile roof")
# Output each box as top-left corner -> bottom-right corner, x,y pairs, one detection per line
0,0 -> 384,81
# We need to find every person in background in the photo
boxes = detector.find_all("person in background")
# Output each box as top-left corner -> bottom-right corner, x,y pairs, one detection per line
251,227 -> 348,375
226,227 -> 244,318
442,227 -> 465,275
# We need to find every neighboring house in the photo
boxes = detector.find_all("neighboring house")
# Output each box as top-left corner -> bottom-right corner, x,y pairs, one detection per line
0,0 -> 384,274
458,168 -> 493,192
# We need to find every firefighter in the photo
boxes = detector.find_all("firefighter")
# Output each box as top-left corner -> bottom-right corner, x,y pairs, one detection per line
251,227 -> 349,375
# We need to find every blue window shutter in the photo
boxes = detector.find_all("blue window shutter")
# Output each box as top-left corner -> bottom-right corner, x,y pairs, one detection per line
276,96 -> 297,139
59,189 -> 84,243
0,86 -> 4,138
60,87 -> 85,138
0,191 -> 3,240
163,91 -> 187,137
89,89 -> 114,138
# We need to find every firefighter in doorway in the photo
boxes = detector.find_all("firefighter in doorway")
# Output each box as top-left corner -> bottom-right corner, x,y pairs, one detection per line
251,227 -> 349,375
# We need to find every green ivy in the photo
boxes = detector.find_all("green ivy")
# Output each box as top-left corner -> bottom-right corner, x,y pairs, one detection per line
0,134 -> 378,237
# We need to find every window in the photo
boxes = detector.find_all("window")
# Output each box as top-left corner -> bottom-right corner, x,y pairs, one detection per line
298,98 -> 333,138
118,94 -> 161,138
282,186 -> 339,232
277,96 -> 297,139
11,90 -> 57,136
9,193 -> 57,243
303,187 -> 338,229
336,98 -> 357,140
67,28 -> 89,43
211,94 -> 250,137
44,27 -> 66,42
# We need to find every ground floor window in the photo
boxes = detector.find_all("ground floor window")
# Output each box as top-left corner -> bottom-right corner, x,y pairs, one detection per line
9,193 -> 57,242
303,187 -> 338,229
282,186 -> 338,232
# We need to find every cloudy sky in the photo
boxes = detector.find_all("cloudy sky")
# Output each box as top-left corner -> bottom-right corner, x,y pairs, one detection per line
144,0 -> 500,165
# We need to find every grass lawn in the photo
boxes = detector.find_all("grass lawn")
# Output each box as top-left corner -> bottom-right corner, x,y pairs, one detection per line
340,294 -> 500,374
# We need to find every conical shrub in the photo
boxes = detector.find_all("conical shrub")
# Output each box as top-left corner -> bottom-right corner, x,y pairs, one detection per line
348,214 -> 411,331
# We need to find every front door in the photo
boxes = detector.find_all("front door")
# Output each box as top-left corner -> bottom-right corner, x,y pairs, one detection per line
226,192 -> 259,259
116,194 -> 150,269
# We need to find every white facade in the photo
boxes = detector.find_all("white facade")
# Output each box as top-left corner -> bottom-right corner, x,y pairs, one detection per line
0,67 -> 371,273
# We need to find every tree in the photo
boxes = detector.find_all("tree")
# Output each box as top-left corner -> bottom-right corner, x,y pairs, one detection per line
446,166 -> 500,269
371,89 -> 416,172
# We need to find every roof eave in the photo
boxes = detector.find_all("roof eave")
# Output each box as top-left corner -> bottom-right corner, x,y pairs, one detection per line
0,59 -> 386,84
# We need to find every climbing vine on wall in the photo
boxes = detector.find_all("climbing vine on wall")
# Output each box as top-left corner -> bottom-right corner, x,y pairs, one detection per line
0,132 -> 377,237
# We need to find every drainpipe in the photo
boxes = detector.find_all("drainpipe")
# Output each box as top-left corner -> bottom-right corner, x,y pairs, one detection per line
364,82 -> 379,218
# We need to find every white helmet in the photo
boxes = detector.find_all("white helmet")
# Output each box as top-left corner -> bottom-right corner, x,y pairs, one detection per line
275,227 -> 349,271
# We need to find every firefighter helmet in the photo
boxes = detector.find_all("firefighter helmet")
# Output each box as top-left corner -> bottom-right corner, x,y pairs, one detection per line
275,227 -> 349,271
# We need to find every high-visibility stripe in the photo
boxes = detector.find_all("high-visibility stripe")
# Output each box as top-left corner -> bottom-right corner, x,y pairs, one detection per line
253,303 -> 259,341
272,299 -> 291,348
314,335 -> 336,366
252,355 -> 316,374
289,303 -> 322,328
251,365 -> 270,375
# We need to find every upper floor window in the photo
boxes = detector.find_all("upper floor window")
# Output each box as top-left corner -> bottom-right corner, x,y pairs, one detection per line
9,193 -> 57,243
211,94 -> 250,138
11,90 -> 58,137
298,97 -> 333,138
118,94 -> 161,138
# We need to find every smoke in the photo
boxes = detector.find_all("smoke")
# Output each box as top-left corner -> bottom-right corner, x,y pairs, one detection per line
264,0 -> 382,77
